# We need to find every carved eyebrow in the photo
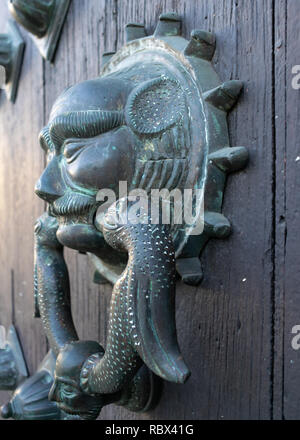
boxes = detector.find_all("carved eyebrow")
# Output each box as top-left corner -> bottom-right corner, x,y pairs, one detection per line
39,126 -> 55,153
49,110 -> 125,147
55,376 -> 80,389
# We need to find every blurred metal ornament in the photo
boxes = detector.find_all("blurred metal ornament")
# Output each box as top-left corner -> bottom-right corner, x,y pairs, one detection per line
0,325 -> 28,391
8,0 -> 71,62
0,19 -> 25,102
0,350 -> 80,420
125,23 -> 146,42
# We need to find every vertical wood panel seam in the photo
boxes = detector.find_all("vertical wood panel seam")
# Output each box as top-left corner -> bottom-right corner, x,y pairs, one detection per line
104,0 -> 107,52
11,269 -> 15,325
115,0 -> 119,50
282,0 -> 287,420
272,0 -> 288,420
272,0 -> 288,421
279,0 -> 288,420
271,0 -> 276,420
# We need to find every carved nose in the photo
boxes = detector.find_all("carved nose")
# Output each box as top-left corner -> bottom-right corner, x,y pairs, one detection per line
35,158 -> 66,203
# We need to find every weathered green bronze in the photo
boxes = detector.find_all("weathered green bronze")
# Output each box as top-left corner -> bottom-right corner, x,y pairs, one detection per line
33,213 -> 161,418
1,346 -> 159,419
33,13 -> 248,418
0,325 -> 28,390
1,350 -> 85,420
8,0 -> 70,62
0,19 -> 25,102
1,351 -> 62,420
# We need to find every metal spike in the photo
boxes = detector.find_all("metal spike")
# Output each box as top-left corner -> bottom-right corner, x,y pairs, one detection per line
0,20 -> 25,103
204,212 -> 231,238
102,52 -> 115,67
209,147 -> 249,173
176,257 -> 203,286
203,80 -> 243,112
125,23 -> 146,42
184,30 -> 216,60
154,12 -> 182,37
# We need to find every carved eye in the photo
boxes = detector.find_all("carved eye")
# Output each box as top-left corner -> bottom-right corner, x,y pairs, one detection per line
63,140 -> 86,164
61,384 -> 77,398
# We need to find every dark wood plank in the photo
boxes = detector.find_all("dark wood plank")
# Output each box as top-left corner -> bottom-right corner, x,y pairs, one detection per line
274,0 -> 300,420
273,0 -> 287,420
101,0 -> 275,420
0,0 -> 46,415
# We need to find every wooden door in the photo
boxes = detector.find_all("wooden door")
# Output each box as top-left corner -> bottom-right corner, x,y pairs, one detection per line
0,0 -> 299,420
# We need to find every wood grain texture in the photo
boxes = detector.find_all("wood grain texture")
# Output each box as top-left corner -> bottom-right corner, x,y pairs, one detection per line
0,0 -> 298,420
0,2 -> 46,414
274,0 -> 300,420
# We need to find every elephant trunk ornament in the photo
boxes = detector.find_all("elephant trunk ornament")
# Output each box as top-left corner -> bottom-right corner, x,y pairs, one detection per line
35,200 -> 189,399
28,12 -> 248,418
91,199 -> 190,391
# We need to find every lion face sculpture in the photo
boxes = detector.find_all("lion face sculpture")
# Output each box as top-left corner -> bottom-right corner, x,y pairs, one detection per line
35,69 -> 191,256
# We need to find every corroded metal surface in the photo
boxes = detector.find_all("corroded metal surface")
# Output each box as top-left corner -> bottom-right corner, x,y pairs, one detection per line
0,326 -> 28,391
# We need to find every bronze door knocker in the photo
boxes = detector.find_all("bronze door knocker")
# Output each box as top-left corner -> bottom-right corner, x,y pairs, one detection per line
10,13 -> 248,419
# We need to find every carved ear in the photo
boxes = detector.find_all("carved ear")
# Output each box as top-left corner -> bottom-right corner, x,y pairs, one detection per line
125,77 -> 185,135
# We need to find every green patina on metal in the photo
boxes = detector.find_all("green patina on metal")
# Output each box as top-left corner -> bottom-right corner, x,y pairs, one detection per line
0,19 -> 25,102
0,326 -> 28,391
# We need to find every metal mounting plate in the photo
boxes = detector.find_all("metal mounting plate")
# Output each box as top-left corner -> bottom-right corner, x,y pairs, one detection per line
32,0 -> 70,62
4,20 -> 25,103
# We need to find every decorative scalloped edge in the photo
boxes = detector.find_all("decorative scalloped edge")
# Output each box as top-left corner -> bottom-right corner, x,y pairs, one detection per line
92,14 -> 248,285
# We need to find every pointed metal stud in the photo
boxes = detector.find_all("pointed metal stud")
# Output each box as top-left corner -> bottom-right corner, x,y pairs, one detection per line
209,146 -> 249,173
125,23 -> 146,42
102,51 -> 116,67
203,80 -> 243,112
176,257 -> 203,286
8,0 -> 71,62
204,212 -> 231,238
184,30 -> 216,60
0,20 -> 25,103
154,12 -> 182,37
1,351 -> 63,420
